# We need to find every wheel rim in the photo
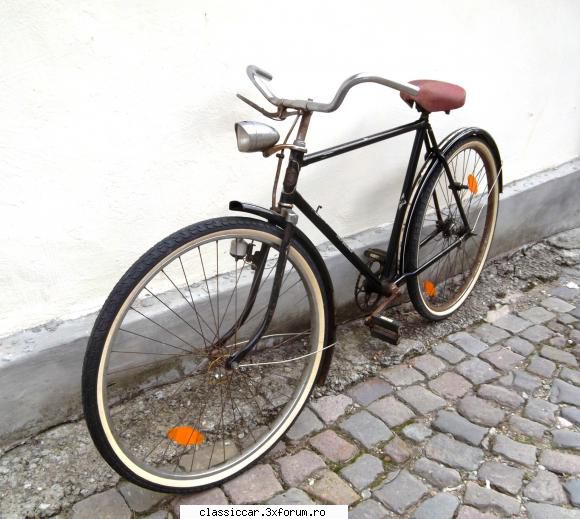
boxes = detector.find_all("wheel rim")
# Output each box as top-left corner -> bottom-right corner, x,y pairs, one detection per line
95,228 -> 324,488
416,141 -> 498,315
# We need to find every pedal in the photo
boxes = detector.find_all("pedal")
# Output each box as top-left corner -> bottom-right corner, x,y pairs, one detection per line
367,315 -> 401,345
364,248 -> 386,262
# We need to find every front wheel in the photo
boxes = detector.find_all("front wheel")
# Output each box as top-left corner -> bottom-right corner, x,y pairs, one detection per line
405,136 -> 500,321
82,217 -> 328,492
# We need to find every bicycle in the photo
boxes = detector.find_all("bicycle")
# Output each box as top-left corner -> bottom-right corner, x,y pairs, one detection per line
82,65 -> 502,492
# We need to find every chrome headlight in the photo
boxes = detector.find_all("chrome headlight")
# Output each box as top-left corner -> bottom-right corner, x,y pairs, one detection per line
235,121 -> 280,152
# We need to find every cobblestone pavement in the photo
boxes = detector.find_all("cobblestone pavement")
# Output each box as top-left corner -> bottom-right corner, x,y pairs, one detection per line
2,228 -> 580,518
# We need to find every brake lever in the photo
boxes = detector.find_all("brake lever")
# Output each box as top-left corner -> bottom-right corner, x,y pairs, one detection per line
236,94 -> 299,121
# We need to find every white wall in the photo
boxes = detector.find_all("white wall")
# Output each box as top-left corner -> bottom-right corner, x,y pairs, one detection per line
1,0 -> 579,337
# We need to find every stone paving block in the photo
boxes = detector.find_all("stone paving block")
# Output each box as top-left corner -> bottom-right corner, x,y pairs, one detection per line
367,396 -> 415,427
173,488 -> 229,510
412,353 -> 447,378
456,506 -> 502,519
524,469 -> 568,504
478,461 -> 524,495
277,450 -> 326,486
541,345 -> 579,366
505,335 -> 535,356
309,394 -> 352,424
286,408 -> 324,441
301,470 -> 359,505
402,423 -> 433,443
561,406 -> 580,425
571,306 -> 580,319
542,297 -> 576,313
520,306 -> 556,324
456,358 -> 500,385
412,457 -> 461,488
433,410 -> 488,446
564,479 -> 580,507
118,481 -> 166,513
464,482 -> 521,516
223,464 -> 282,504
522,324 -> 555,343
548,321 -> 569,334
340,410 -> 393,448
383,436 -> 413,464
550,379 -> 580,406
267,488 -> 314,505
397,385 -> 446,414
348,499 -> 389,519
499,369 -> 542,393
309,430 -> 358,463
493,434 -> 537,467
558,312 -> 577,323
340,453 -> 383,490
347,377 -> 393,405
552,429 -> 580,451
429,372 -> 472,400
479,346 -> 524,372
524,397 -> 559,425
526,502 -> 580,519
477,383 -> 525,409
552,286 -> 580,302
551,335 -> 570,347
527,355 -> 557,378
425,433 -> 484,471
473,323 -> 511,344
72,490 -> 131,519
373,469 -> 428,514
448,332 -> 489,355
458,395 -> 506,426
493,313 -> 532,333
413,493 -> 459,519
561,367 -> 580,386
432,342 -> 466,364
380,365 -> 424,387
540,449 -> 580,474
509,415 -> 547,440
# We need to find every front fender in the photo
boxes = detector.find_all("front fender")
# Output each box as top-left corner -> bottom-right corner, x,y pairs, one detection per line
229,201 -> 336,386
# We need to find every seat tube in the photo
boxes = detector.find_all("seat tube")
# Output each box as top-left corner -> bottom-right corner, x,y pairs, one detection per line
281,112 -> 311,198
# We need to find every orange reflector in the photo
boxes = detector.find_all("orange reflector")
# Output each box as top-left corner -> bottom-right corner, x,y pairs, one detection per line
423,280 -> 437,297
167,426 -> 205,446
467,174 -> 478,194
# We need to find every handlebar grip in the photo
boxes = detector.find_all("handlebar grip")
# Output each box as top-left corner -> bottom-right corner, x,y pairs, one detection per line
247,65 -> 273,82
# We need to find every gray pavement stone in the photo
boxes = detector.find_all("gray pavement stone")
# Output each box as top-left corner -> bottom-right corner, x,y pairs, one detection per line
552,429 -> 580,451
309,394 -> 352,424
505,336 -> 535,356
433,342 -> 466,364
456,358 -> 500,385
72,490 -> 131,519
429,372 -> 472,400
458,395 -> 506,426
380,365 -> 424,387
223,464 -> 283,504
473,323 -> 511,344
402,423 -> 433,443
118,481 -> 166,513
425,433 -> 484,471
411,353 -> 447,378
479,346 -> 524,371
173,488 -> 229,509
478,461 -> 524,495
509,415 -> 547,440
464,482 -> 521,516
348,499 -> 389,519
277,450 -> 326,486
494,313 -> 532,334
540,449 -> 580,474
561,367 -> 580,386
267,488 -> 314,505
286,408 -> 324,441
551,335 -> 570,347
564,479 -> 580,507
547,228 -> 580,249
558,311 -> 577,323
551,379 -> 580,406
477,384 -> 525,409
456,506 -> 502,518
522,324 -> 555,343
526,502 -> 580,519
572,307 -> 580,319
340,453 -> 383,490
347,377 -> 393,405
528,355 -> 557,378
374,469 -> 428,514
548,320 -> 569,334
383,436 -> 413,464
309,430 -> 358,463
524,397 -> 559,425
552,285 -> 580,301
367,396 -> 415,428
413,493 -> 460,519
524,470 -> 568,505
397,385 -> 447,414
561,406 -> 580,425
340,410 -> 393,448
301,470 -> 359,505
520,306 -> 556,324
493,434 -> 537,467
499,368 -> 542,393
412,457 -> 461,488
542,297 -> 576,314
433,410 -> 488,446
541,345 -> 579,367
448,332 -> 489,355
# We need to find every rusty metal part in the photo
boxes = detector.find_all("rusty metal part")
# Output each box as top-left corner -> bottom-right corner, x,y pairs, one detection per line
364,284 -> 401,325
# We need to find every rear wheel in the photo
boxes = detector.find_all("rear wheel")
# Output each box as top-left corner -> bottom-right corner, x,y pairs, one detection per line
82,217 -> 328,492
405,136 -> 500,320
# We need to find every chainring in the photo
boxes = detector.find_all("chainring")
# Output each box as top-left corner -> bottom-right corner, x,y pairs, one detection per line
354,259 -> 383,312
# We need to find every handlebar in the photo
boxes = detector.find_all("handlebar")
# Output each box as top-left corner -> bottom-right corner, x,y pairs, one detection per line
245,65 -> 420,114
